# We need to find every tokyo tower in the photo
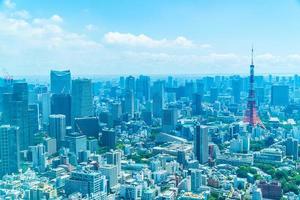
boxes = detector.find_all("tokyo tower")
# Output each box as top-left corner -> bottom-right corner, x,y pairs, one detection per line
243,48 -> 265,129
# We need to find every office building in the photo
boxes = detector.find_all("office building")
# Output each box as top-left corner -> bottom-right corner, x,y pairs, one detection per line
72,79 -> 93,121
162,108 -> 178,132
2,82 -> 30,150
101,128 -> 116,150
49,114 -> 66,149
99,164 -> 118,189
286,137 -> 298,161
152,80 -> 164,118
65,170 -> 106,196
192,93 -> 202,115
194,125 -> 208,164
50,70 -> 71,94
51,93 -> 71,126
29,144 -> 47,172
136,75 -> 150,101
65,132 -> 87,156
232,78 -> 241,104
0,125 -> 20,177
271,85 -> 289,106
106,150 -> 122,176
191,169 -> 202,193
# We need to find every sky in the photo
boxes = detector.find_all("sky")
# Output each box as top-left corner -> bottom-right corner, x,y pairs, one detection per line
1,0 -> 300,76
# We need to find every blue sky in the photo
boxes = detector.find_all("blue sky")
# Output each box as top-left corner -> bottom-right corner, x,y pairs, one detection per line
1,0 -> 300,76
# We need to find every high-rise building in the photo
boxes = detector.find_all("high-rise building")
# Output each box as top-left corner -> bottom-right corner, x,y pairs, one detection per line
152,81 -> 164,118
51,93 -> 71,126
74,116 -> 100,138
194,125 -> 208,164
39,92 -> 51,125
192,93 -> 202,115
191,169 -> 202,193
125,76 -> 136,92
271,85 -> 289,106
106,150 -> 122,176
49,114 -> 66,149
136,75 -> 150,101
101,128 -> 116,150
232,78 -> 242,104
3,82 -> 30,150
29,144 -> 46,172
99,164 -> 118,189
71,79 -> 93,121
123,89 -> 134,118
286,137 -> 298,161
43,137 -> 57,156
210,87 -> 218,103
162,108 -> 178,132
0,125 -> 20,177
65,170 -> 106,196
28,104 -> 39,146
65,132 -> 87,156
50,70 -> 71,94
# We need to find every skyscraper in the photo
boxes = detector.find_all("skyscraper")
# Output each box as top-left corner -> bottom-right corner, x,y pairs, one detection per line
101,128 -> 116,150
192,93 -> 202,115
123,89 -> 134,118
136,75 -> 150,101
29,144 -> 46,172
286,137 -> 298,161
232,78 -> 242,104
65,170 -> 106,196
106,150 -> 122,176
0,125 -> 20,177
194,125 -> 208,164
271,85 -> 289,106
191,169 -> 203,193
152,80 -> 164,118
49,114 -> 66,149
125,75 -> 136,92
51,93 -> 71,126
65,132 -> 87,156
50,70 -> 71,94
3,82 -> 30,150
162,108 -> 178,132
71,79 -> 93,121
40,92 -> 51,125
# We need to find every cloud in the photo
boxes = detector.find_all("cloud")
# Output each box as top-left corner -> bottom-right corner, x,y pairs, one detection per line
85,24 -> 97,31
50,14 -> 63,23
11,10 -> 30,19
3,0 -> 15,9
103,32 -> 196,48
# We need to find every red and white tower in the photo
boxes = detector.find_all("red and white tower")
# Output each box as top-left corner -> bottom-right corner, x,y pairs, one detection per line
243,48 -> 265,128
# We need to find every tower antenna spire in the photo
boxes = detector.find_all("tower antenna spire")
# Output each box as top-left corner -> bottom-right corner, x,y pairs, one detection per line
251,45 -> 254,65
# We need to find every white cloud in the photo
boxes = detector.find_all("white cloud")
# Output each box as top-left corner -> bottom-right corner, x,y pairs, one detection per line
50,14 -> 63,23
4,0 -> 15,9
12,10 -> 30,19
104,32 -> 196,48
85,24 -> 97,31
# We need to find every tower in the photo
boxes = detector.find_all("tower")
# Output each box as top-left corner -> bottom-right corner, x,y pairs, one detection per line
243,48 -> 265,129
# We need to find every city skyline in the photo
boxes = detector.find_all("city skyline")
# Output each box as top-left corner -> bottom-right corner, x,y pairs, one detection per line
1,0 -> 300,76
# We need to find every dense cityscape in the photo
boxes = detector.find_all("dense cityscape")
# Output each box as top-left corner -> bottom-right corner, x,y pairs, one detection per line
0,50 -> 299,200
